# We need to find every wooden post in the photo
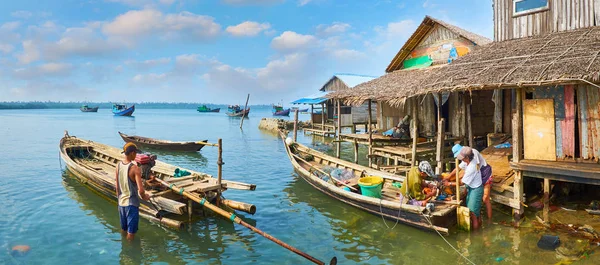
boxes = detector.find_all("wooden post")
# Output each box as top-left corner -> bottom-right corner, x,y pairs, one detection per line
436,93 -> 445,174
336,100 -> 342,158
354,139 -> 359,163
293,109 -> 299,142
543,178 -> 550,222
512,88 -> 525,223
462,93 -> 468,144
411,97 -> 419,166
217,138 -> 223,206
493,89 -> 503,133
188,200 -> 193,222
239,93 -> 250,129
310,105 -> 314,129
466,96 -> 473,147
321,103 -> 325,128
367,100 -> 373,167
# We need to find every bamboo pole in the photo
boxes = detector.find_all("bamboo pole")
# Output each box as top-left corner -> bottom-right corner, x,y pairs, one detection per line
436,93 -> 444,174
217,138 -> 223,206
543,178 -> 550,222
240,93 -> 250,129
336,100 -> 341,158
367,100 -> 373,167
155,178 -> 332,265
293,109 -> 299,142
466,97 -> 473,147
321,103 -> 325,128
353,139 -> 359,163
411,97 -> 418,166
221,199 -> 257,215
513,88 -> 524,224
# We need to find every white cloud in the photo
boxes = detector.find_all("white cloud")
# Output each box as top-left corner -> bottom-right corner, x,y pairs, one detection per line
7,81 -> 97,101
45,27 -> 126,60
11,11 -> 33,19
298,0 -> 311,6
125,57 -> 171,70
316,22 -> 350,36
102,9 -> 221,43
330,49 -> 365,61
16,40 -> 40,64
0,44 -> 13,54
423,0 -> 436,8
106,0 -> 176,7
271,31 -> 316,51
379,19 -> 416,40
226,21 -> 271,37
13,62 -> 73,80
132,73 -> 168,84
222,0 -> 284,5
1,22 -> 21,31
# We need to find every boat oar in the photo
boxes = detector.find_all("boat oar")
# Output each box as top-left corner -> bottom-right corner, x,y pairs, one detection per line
155,178 -> 336,265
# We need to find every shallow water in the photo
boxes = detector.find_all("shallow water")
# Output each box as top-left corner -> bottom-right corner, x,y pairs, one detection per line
1,108 -> 598,264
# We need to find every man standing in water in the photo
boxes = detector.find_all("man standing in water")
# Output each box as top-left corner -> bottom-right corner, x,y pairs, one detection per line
116,142 -> 150,240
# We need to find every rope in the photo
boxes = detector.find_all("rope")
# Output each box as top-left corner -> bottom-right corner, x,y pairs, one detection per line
407,193 -> 477,265
378,198 -> 402,229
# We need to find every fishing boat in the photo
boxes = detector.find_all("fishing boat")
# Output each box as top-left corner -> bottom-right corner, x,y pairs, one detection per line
80,105 -> 99,112
272,105 -> 290,116
226,105 -> 250,117
60,132 -> 256,230
299,108 -> 309,113
197,105 -> 220,113
119,132 -> 208,152
112,104 -> 135,116
280,132 -> 457,234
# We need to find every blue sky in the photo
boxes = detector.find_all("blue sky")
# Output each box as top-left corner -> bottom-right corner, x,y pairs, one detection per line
0,0 -> 493,104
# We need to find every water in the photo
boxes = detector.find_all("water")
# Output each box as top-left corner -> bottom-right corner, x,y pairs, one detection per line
1,108 -> 598,264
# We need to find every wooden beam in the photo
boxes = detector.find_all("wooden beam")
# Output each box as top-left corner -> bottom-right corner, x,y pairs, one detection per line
494,89 -> 503,133
513,88 -> 523,163
466,96 -> 473,147
543,178 -> 550,222
336,100 -> 342,158
436,93 -> 445,174
293,109 -> 299,142
367,100 -> 373,167
411,97 -> 419,166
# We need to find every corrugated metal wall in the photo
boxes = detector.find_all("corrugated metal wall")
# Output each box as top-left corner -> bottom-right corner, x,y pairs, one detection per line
494,0 -> 599,41
578,85 -> 600,160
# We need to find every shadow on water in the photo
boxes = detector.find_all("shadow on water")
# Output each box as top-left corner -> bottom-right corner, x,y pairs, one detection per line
61,170 -> 259,264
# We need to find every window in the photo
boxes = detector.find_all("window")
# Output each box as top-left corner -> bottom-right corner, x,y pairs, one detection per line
513,0 -> 549,16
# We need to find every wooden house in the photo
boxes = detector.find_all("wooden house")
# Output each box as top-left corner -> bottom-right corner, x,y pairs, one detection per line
330,1 -> 600,223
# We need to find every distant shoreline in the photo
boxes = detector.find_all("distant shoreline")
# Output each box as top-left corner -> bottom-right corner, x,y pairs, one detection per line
0,102 -> 273,110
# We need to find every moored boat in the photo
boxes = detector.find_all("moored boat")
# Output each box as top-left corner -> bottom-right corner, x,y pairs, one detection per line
197,105 -> 220,113
272,105 -> 290,116
112,104 -> 135,116
119,132 -> 208,152
80,105 -> 99,112
280,132 -> 456,234
226,105 -> 250,117
60,132 -> 257,229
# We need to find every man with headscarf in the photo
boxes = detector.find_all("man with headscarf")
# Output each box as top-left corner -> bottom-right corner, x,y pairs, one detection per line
399,161 -> 438,206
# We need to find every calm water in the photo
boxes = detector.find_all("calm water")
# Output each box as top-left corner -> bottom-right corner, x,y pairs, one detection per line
1,108 -> 598,264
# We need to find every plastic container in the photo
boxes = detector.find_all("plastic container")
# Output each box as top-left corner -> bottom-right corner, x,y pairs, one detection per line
358,176 -> 384,198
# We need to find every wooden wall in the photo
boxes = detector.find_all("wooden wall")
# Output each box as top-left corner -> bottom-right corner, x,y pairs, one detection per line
470,90 -> 496,136
322,77 -> 349,92
377,95 -> 436,136
494,0 -> 600,41
403,24 -> 477,68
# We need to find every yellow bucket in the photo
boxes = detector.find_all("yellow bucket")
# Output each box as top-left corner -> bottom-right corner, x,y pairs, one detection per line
358,176 -> 384,198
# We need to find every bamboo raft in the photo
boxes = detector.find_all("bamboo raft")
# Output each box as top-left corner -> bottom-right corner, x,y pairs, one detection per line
280,132 -> 457,234
119,132 -> 208,152
60,132 -> 256,229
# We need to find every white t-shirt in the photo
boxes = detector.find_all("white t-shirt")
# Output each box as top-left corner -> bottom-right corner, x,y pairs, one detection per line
462,161 -> 482,188
458,149 -> 488,170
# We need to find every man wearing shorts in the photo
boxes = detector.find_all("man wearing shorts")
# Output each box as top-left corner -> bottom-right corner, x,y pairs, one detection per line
116,143 -> 150,240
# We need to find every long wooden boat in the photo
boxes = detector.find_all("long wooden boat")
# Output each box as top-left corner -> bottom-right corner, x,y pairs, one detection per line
280,132 -> 456,234
226,106 -> 250,117
119,132 -> 208,152
60,132 -> 257,229
112,104 -> 135,116
80,105 -> 99,112
197,105 -> 220,113
272,105 -> 290,116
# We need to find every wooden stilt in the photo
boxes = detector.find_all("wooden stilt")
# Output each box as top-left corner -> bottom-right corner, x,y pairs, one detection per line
436,93 -> 444,174
512,87 -> 525,223
336,100 -> 342,158
239,94 -> 250,129
466,96 -> 473,147
188,199 -> 193,222
462,93 -> 468,144
321,103 -> 325,128
543,178 -> 550,222
293,109 -> 299,142
310,105 -> 314,129
217,138 -> 223,206
494,89 -> 503,133
354,139 -> 359,163
411,97 -> 419,166
367,100 -> 373,167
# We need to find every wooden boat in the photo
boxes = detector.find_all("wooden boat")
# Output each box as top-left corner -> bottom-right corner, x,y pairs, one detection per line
280,132 -> 456,234
119,132 -> 208,152
197,105 -> 220,113
112,104 -> 135,116
80,105 -> 99,112
272,105 -> 290,116
60,132 -> 257,229
226,105 -> 250,117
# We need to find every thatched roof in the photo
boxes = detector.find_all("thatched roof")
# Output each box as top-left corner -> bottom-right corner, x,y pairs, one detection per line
331,26 -> 600,107
386,16 -> 492,73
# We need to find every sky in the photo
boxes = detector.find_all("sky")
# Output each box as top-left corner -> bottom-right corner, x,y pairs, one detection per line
0,0 -> 494,104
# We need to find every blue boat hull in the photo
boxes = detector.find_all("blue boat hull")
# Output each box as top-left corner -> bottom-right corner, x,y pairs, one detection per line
113,105 -> 135,116
273,109 -> 290,116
